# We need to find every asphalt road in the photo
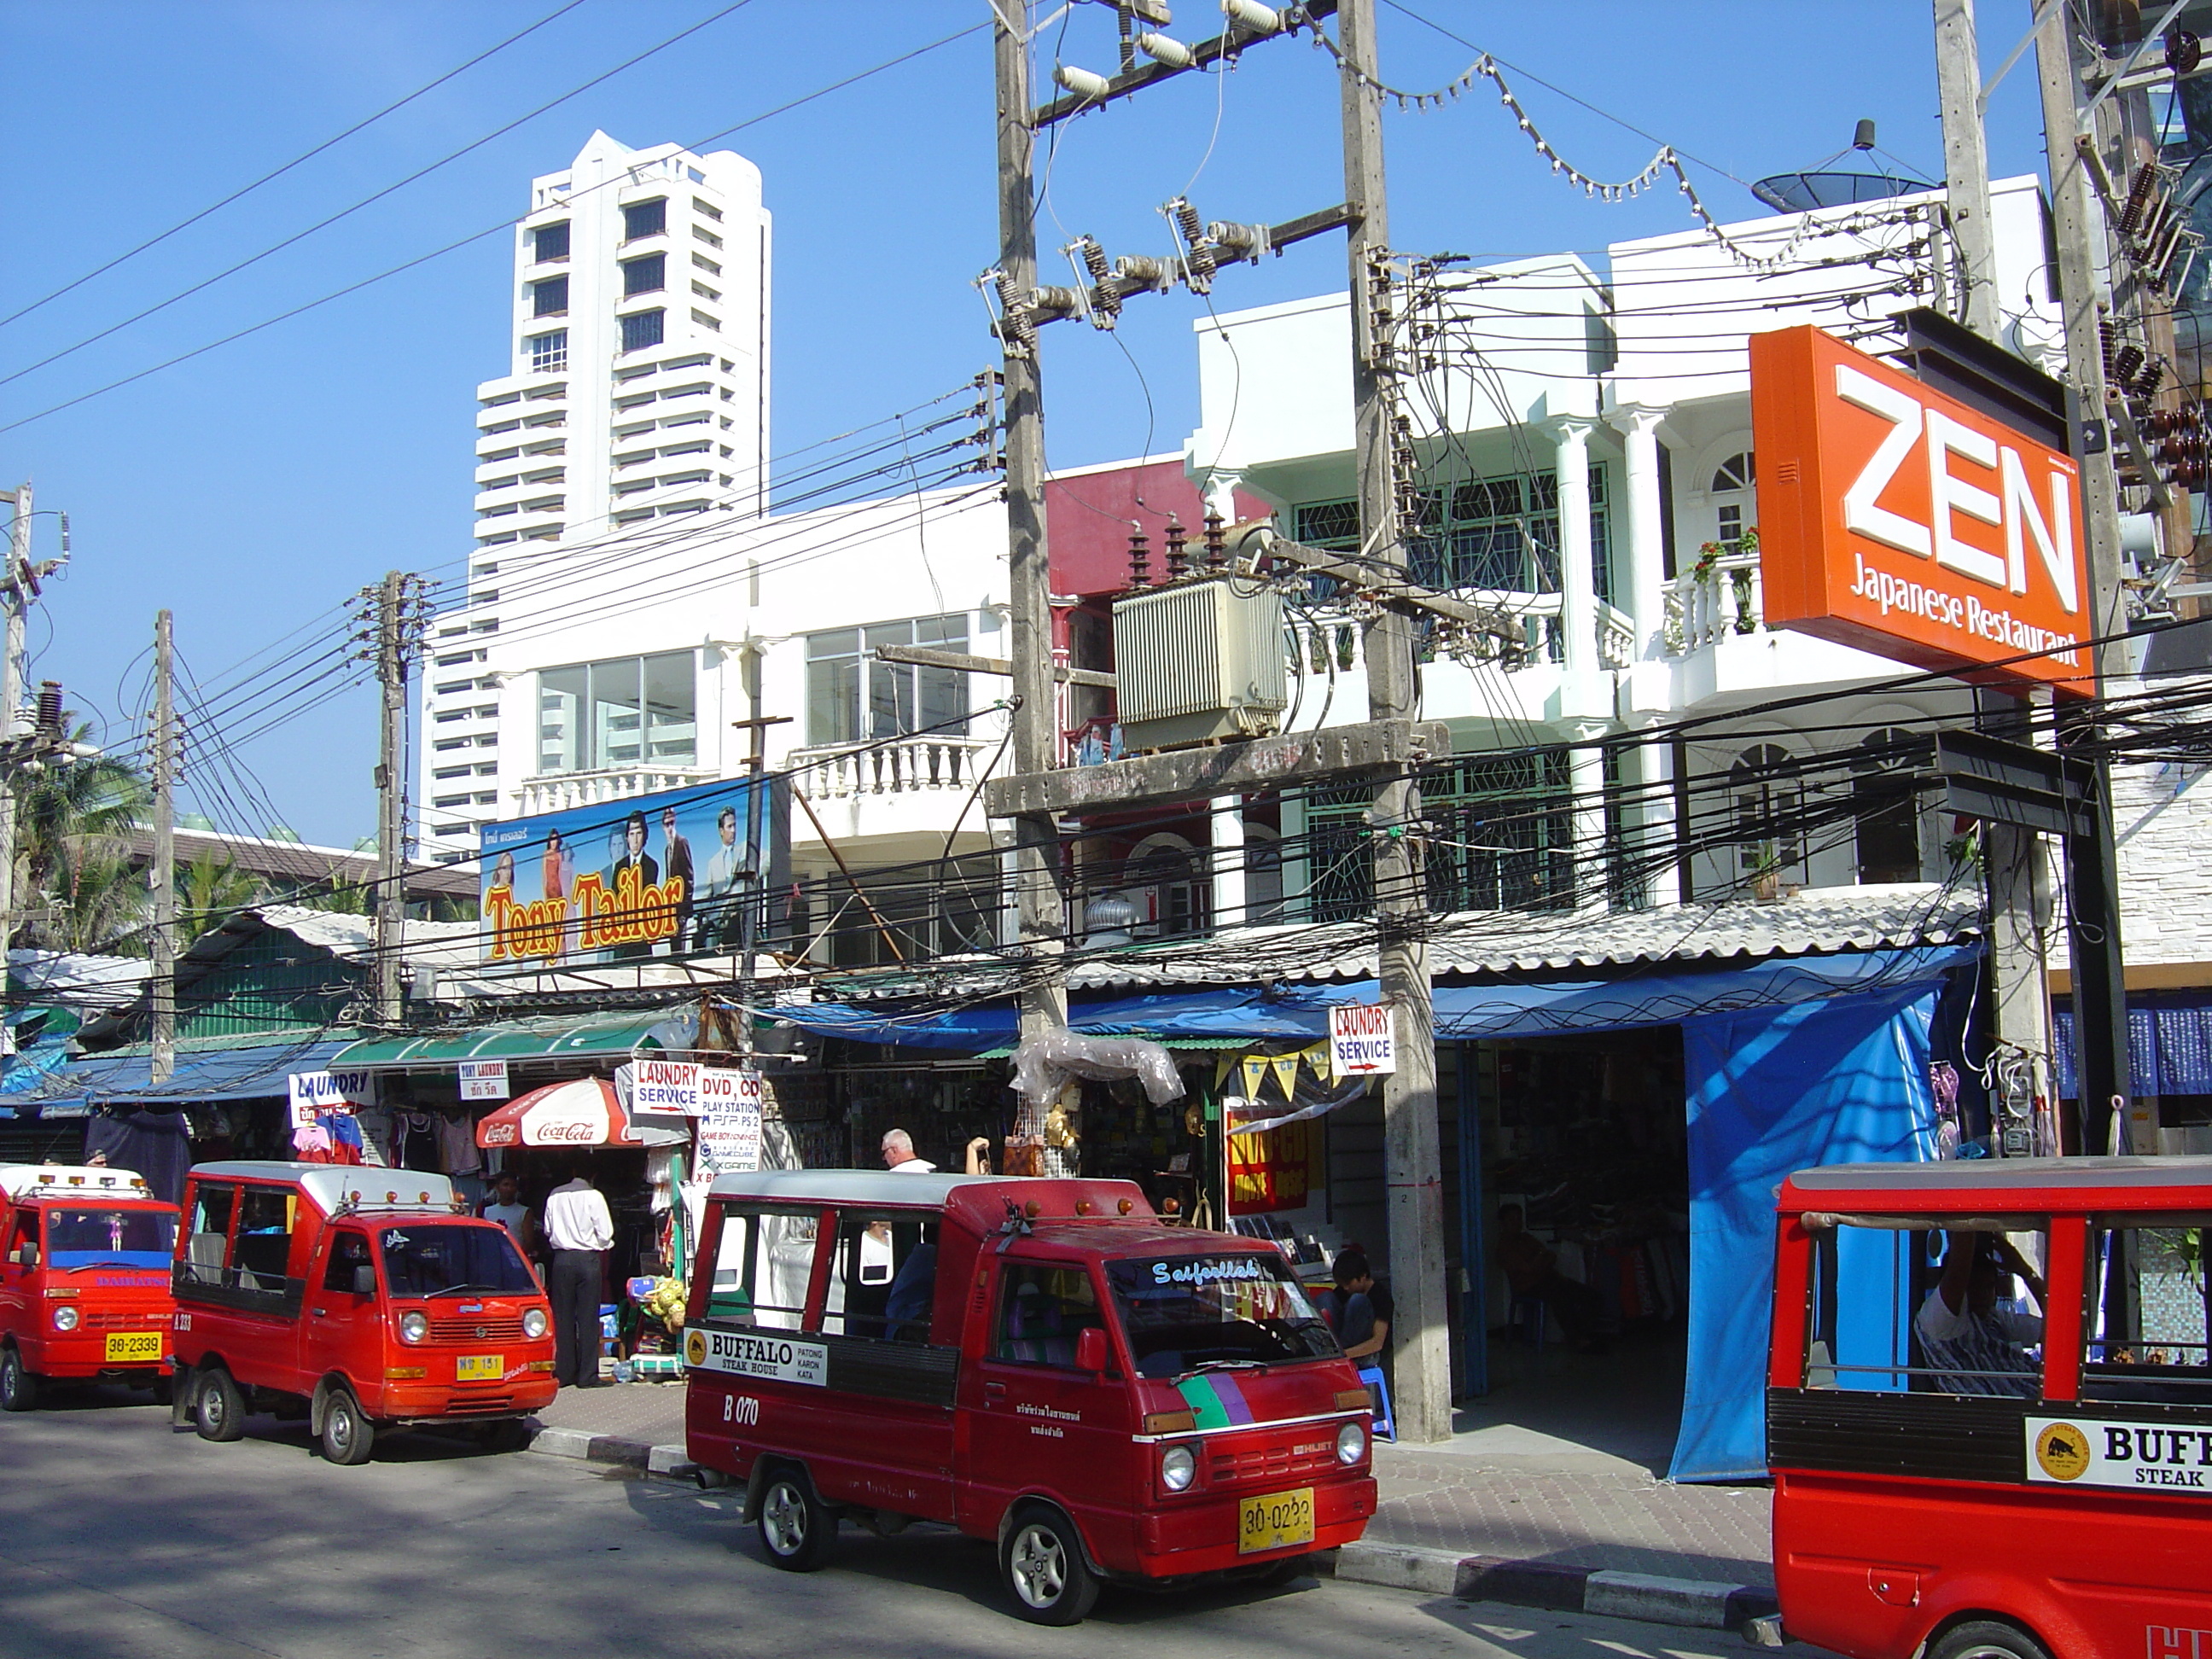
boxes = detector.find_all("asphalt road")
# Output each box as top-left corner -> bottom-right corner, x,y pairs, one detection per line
1,1386 -> 1799,1659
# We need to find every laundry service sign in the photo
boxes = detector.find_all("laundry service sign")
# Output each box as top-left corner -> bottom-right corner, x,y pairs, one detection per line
2029,1416 -> 2212,1491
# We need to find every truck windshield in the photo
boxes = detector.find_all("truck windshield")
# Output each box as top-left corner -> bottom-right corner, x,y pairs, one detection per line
377,1224 -> 537,1297
45,1207 -> 178,1268
1104,1254 -> 1338,1377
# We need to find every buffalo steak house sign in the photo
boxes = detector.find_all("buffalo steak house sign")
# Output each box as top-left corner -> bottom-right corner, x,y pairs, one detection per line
1749,325 -> 2091,695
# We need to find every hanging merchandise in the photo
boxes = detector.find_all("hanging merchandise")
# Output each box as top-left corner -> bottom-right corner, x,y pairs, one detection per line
391,1109 -> 439,1172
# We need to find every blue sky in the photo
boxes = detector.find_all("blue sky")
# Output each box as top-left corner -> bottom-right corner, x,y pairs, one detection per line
0,1 -> 2058,850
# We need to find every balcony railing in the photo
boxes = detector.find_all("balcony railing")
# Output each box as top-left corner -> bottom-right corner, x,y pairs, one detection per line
1290,597 -> 1640,674
515,764 -> 713,817
788,734 -> 998,801
1665,545 -> 1767,655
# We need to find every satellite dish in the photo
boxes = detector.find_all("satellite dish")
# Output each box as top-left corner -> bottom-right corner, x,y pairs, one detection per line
1752,119 -> 1936,213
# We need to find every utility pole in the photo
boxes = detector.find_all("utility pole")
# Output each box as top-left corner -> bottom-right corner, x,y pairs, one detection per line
1936,0 -> 2059,1155
992,3 -> 1070,1047
150,612 -> 177,1085
2035,4 -> 2134,1153
0,482 -> 32,941
1340,0 -> 1447,1443
729,712 -> 792,1057
371,571 -> 411,1028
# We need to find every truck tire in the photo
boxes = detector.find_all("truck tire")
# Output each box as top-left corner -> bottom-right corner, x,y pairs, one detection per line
319,1388 -> 375,1466
193,1366 -> 246,1442
1001,1504 -> 1101,1626
0,1346 -> 38,1412
756,1467 -> 837,1571
1930,1621 -> 2053,1659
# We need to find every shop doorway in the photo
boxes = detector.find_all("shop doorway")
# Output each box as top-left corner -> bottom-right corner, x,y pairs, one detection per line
1464,1027 -> 1690,1467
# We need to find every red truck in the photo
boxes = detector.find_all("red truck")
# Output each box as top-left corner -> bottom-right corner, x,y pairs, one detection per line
684,1169 -> 1377,1624
0,1163 -> 178,1409
171,1160 -> 557,1464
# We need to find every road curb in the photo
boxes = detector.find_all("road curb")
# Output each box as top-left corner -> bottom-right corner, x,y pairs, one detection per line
525,1424 -> 686,1475
1331,1541 -> 1778,1635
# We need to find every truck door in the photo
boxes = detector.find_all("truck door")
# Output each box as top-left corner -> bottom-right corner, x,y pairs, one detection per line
218,1183 -> 306,1393
0,1201 -> 34,1352
301,1226 -> 374,1400
959,1256 -> 1137,1563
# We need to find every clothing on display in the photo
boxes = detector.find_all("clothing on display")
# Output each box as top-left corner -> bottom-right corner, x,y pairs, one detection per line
391,1109 -> 439,1172
437,1111 -> 481,1178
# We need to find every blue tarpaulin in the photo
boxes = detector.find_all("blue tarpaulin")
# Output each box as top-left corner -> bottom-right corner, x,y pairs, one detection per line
13,1037 -> 353,1118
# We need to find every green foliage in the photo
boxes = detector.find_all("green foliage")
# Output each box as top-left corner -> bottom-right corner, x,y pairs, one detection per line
12,731 -> 153,955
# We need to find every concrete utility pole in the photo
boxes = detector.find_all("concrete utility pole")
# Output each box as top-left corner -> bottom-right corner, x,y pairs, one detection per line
373,571 -> 410,1028
2034,3 -> 2133,1152
1936,0 -> 2060,1155
992,4 -> 1071,1044
1339,0 -> 1448,1443
0,482 -> 32,940
150,611 -> 177,1086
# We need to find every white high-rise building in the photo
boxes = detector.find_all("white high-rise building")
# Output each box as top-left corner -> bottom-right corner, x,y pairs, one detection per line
425,131 -> 771,859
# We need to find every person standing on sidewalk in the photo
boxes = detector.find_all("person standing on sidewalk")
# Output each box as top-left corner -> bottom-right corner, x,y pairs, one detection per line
542,1164 -> 614,1388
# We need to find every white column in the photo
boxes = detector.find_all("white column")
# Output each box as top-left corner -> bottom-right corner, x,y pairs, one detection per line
1198,468 -> 1243,526
1568,725 -> 1610,915
1607,405 -> 1669,661
1210,795 -> 1246,928
1548,416 -> 1597,679
1638,734 -> 1681,908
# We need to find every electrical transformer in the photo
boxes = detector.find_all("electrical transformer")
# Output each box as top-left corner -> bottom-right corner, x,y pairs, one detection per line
1109,575 -> 1288,752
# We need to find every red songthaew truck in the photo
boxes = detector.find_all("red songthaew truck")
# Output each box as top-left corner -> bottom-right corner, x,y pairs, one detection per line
0,1163 -> 178,1410
684,1170 -> 1377,1624
170,1161 -> 556,1464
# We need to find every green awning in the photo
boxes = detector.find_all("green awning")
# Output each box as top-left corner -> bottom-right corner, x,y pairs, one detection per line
330,1010 -> 678,1071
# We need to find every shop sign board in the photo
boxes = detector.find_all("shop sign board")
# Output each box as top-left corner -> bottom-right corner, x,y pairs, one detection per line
478,774 -> 777,966
457,1059 -> 508,1102
1329,1003 -> 1395,1076
683,1324 -> 826,1387
2027,1416 -> 2212,1491
288,1068 -> 377,1128
695,1068 -> 763,1174
632,1057 -> 701,1115
1749,324 -> 2092,696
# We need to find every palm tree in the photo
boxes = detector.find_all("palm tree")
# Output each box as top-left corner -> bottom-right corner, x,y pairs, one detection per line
12,731 -> 152,954
177,849 -> 267,946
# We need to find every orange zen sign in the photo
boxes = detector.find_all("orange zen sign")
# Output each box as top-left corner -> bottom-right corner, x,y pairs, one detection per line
1750,325 -> 2091,695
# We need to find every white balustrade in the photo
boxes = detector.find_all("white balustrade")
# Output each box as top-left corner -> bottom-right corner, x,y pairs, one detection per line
516,765 -> 714,817
1664,548 -> 1766,654
786,735 -> 999,801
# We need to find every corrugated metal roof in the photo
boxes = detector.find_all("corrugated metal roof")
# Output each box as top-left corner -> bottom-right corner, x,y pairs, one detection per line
819,884 -> 1982,1002
330,1008 -> 687,1069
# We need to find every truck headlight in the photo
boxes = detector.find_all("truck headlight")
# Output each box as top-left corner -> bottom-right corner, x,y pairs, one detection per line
522,1307 -> 549,1340
52,1305 -> 79,1331
1161,1442 -> 1196,1492
1336,1421 -> 1365,1464
399,1311 -> 428,1344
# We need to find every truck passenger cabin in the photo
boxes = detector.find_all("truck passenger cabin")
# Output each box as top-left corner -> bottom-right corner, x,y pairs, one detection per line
0,1163 -> 178,1411
1768,1156 -> 2212,1659
684,1171 -> 1377,1625
171,1160 -> 557,1465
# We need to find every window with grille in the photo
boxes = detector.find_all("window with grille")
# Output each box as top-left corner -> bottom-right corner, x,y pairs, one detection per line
527,331 -> 567,374
531,220 -> 569,263
1298,467 -> 1612,601
1712,451 -> 1754,545
621,197 -> 667,241
1731,743 -> 1804,880
621,253 -> 666,297
620,309 -> 665,353
531,276 -> 568,317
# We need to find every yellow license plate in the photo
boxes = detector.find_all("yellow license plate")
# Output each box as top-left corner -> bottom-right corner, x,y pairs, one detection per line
104,1331 -> 163,1364
1237,1487 -> 1315,1554
456,1354 -> 504,1382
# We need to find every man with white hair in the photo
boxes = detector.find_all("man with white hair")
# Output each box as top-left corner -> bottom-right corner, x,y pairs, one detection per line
881,1128 -> 936,1174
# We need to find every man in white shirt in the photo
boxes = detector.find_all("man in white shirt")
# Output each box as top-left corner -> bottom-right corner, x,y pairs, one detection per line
1915,1231 -> 2046,1398
542,1167 -> 615,1388
882,1128 -> 936,1174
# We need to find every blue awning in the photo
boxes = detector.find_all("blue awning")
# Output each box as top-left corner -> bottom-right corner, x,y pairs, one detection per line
774,946 -> 1982,1052
11,1035 -> 354,1117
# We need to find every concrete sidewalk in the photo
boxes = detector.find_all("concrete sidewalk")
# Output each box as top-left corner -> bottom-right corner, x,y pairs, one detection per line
527,1359 -> 1777,1633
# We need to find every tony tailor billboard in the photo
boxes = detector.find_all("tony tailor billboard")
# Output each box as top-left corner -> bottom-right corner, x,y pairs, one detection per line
479,777 -> 777,966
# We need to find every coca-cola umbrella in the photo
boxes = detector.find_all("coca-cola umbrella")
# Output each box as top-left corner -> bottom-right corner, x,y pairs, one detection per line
474,1076 -> 683,1149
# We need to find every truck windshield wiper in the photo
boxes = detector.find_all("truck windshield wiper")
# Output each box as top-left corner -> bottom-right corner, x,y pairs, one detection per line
426,1283 -> 504,1298
1184,1359 -> 1268,1377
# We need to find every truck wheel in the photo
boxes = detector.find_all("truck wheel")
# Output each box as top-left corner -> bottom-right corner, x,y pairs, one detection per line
1001,1505 -> 1100,1626
0,1346 -> 38,1412
194,1366 -> 246,1442
756,1468 -> 836,1571
1930,1621 -> 2053,1659
319,1388 -> 375,1466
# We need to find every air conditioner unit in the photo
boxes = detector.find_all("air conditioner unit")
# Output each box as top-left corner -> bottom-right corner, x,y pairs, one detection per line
1110,576 -> 1288,752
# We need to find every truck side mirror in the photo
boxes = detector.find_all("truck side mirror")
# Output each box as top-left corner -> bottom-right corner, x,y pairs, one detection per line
1074,1325 -> 1109,1373
14,1243 -> 35,1269
351,1265 -> 377,1297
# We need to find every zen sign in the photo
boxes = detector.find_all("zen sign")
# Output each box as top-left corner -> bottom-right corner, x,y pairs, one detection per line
1749,325 -> 2091,696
